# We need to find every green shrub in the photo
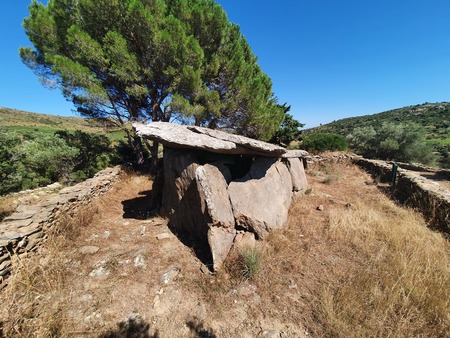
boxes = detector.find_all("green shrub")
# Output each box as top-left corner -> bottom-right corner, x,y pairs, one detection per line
302,133 -> 348,153
347,122 -> 437,165
0,129 -> 114,195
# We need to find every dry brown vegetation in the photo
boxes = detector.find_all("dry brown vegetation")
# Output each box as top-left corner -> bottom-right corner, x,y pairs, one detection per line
0,161 -> 449,337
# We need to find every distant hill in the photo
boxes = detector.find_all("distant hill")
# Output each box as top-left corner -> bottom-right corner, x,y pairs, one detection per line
0,107 -> 123,139
306,102 -> 450,144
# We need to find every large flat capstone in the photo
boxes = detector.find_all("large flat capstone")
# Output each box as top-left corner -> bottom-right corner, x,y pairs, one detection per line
134,122 -> 287,157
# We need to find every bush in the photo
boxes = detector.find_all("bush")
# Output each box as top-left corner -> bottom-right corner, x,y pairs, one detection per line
302,133 -> 348,153
55,130 -> 112,177
0,129 -> 114,195
347,122 -> 437,165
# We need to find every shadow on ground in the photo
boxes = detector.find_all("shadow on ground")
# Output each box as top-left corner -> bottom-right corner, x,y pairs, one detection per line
186,318 -> 217,338
121,190 -> 155,220
99,316 -> 158,338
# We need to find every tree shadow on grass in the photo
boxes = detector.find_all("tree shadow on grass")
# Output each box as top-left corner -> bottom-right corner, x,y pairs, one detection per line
99,315 -> 159,338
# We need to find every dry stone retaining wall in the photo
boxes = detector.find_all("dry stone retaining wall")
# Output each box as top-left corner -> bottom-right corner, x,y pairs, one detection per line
0,166 -> 122,282
354,158 -> 450,234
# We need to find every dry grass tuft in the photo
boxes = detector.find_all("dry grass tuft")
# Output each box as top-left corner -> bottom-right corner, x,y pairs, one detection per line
225,243 -> 265,282
0,195 -> 17,222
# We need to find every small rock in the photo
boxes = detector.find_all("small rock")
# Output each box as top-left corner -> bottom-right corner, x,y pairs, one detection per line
317,205 -> 324,211
259,330 -> 281,338
200,264 -> 213,275
78,246 -> 100,255
134,254 -> 147,268
89,261 -> 110,277
139,225 -> 146,236
80,294 -> 93,302
156,232 -> 171,240
103,230 -> 111,239
161,266 -> 180,284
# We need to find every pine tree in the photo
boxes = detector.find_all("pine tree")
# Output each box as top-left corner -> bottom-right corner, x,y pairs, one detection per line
20,0 -> 285,164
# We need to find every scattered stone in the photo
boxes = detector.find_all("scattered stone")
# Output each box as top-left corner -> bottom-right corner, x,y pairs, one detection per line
317,205 -> 324,211
103,230 -> 111,239
139,225 -> 146,236
161,266 -> 181,284
80,294 -> 93,302
134,254 -> 147,268
156,232 -> 171,240
89,261 -> 111,277
259,329 -> 281,338
236,282 -> 257,297
200,264 -> 213,275
78,246 -> 100,255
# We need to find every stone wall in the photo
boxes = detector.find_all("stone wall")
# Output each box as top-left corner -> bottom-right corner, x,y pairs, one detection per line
0,166 -> 122,282
354,158 -> 450,234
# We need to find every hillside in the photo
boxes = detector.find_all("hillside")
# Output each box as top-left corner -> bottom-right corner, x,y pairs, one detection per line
306,102 -> 450,144
0,107 -> 120,136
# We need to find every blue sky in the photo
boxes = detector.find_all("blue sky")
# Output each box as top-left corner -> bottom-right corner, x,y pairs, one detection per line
1,1 -> 449,128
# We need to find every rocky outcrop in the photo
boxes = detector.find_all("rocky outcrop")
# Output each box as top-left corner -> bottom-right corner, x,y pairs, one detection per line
0,167 -> 122,282
138,122 -> 308,270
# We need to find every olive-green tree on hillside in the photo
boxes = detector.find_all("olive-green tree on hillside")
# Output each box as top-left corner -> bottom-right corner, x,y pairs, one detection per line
20,0 -> 285,164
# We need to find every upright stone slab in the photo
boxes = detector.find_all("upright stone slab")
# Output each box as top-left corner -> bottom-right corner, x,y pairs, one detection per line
228,158 -> 293,239
161,148 -> 200,216
196,164 -> 236,270
285,157 -> 308,197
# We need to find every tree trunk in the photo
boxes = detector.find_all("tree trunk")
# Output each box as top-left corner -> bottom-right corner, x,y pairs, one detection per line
150,140 -> 159,169
132,134 -> 145,165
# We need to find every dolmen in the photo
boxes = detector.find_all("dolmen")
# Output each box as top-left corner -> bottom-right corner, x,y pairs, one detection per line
134,122 -> 308,270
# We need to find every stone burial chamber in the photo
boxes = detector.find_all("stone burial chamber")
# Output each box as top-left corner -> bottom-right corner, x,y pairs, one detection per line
135,122 -> 308,270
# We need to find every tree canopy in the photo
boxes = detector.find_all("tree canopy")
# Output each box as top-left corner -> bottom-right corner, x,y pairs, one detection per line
20,0 -> 285,163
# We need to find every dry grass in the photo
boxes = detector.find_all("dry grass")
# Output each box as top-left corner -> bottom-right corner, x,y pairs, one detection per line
0,204 -> 99,337
0,195 -> 17,222
322,199 -> 449,337
224,161 -> 450,337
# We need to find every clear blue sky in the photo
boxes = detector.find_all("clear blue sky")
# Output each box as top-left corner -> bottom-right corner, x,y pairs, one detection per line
1,1 -> 449,128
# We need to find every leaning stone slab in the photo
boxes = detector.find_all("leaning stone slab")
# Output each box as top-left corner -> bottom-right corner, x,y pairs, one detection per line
3,212 -> 35,222
2,218 -> 33,229
228,158 -> 293,239
196,164 -> 236,270
195,164 -> 235,229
